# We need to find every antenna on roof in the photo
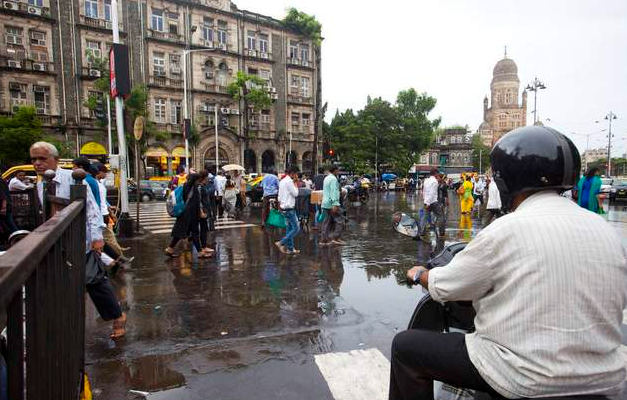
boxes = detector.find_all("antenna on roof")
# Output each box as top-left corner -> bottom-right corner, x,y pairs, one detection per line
504,45 -> 508,58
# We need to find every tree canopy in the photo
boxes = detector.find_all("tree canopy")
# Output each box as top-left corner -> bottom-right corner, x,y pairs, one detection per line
327,89 -> 440,175
0,107 -> 43,167
281,8 -> 323,46
471,134 -> 491,172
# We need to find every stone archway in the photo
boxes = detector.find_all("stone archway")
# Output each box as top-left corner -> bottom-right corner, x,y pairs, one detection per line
203,147 -> 231,174
244,149 -> 257,173
285,150 -> 298,169
261,150 -> 275,173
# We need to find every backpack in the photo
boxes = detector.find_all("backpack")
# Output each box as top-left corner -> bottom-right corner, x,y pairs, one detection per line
166,186 -> 186,217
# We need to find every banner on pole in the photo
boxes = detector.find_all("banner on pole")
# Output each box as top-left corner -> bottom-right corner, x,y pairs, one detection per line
109,44 -> 131,98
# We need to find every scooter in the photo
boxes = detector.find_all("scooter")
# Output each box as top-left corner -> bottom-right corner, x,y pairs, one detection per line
405,242 -> 610,400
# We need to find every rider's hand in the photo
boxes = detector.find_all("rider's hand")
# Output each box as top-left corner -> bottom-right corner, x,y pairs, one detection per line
91,239 -> 105,253
407,266 -> 427,283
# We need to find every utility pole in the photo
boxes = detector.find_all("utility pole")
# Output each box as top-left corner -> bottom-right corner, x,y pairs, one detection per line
605,111 -> 618,177
525,77 -> 547,124
111,0 -> 132,236
479,149 -> 482,175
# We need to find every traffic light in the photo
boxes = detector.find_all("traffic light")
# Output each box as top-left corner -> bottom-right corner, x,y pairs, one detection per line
328,149 -> 335,156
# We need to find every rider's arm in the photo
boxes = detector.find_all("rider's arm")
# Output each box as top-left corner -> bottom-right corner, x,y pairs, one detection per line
426,230 -> 496,303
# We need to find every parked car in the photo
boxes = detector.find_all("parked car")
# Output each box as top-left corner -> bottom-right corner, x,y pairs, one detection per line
107,180 -> 155,203
142,179 -> 168,200
610,180 -> 627,202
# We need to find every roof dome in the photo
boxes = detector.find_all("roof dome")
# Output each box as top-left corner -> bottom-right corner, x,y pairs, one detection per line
478,121 -> 491,132
491,57 -> 519,85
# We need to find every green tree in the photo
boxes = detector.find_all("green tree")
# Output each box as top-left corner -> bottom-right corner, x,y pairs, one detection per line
0,106 -> 43,166
281,8 -> 323,46
228,71 -> 272,142
471,134 -> 491,172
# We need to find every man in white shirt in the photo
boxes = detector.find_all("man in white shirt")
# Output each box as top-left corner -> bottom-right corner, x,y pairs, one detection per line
275,165 -> 300,255
391,126 -> 627,399
214,171 -> 227,218
8,171 -> 34,191
30,141 -> 126,339
419,169 -> 442,238
483,177 -> 502,226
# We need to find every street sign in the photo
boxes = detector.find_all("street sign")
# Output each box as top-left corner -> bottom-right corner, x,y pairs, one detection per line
133,116 -> 144,141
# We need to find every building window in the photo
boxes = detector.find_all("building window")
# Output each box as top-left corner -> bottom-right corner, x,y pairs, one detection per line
202,17 -> 213,42
29,0 -> 44,6
301,77 -> 310,97
169,54 -> 180,74
85,41 -> 101,63
250,112 -> 258,126
151,9 -> 164,32
85,0 -> 98,18
32,50 -> 48,62
168,12 -> 179,35
154,98 -> 166,123
495,92 -> 501,103
5,27 -> 23,45
153,52 -> 165,76
300,44 -> 309,63
505,90 -> 512,104
216,62 -> 228,86
248,67 -> 258,76
87,90 -> 101,118
30,30 -> 46,46
260,69 -> 271,85
261,109 -> 270,124
259,33 -> 269,53
289,41 -> 298,59
247,30 -> 256,50
291,112 -> 300,131
204,60 -> 214,79
302,113 -> 310,127
170,100 -> 182,124
217,21 -> 227,46
33,85 -> 50,115
290,75 -> 300,94
104,0 -> 111,21
9,83 -> 27,110
450,136 -> 456,144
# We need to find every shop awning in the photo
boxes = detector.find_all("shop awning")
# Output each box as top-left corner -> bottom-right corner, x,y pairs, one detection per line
146,147 -> 169,157
172,146 -> 189,157
80,141 -> 107,156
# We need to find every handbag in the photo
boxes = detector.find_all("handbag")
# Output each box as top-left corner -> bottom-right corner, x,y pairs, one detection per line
266,208 -> 286,229
85,251 -> 107,285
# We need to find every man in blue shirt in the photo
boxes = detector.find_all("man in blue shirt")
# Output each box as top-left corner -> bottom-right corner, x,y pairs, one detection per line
261,168 -> 279,228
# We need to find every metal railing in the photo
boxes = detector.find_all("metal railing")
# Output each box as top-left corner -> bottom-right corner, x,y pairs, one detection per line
146,29 -> 184,44
287,93 -> 313,105
0,55 -> 55,73
78,14 -> 122,31
149,75 -> 183,88
0,173 -> 87,400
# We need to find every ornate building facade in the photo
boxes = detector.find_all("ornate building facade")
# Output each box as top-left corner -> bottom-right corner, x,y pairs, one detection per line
477,52 -> 527,147
0,0 -> 321,174
414,128 -> 473,176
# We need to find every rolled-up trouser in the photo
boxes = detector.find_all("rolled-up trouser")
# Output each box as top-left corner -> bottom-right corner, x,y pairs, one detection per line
420,203 -> 445,236
389,329 -> 500,400
86,277 -> 122,321
103,225 -> 124,257
321,208 -> 344,242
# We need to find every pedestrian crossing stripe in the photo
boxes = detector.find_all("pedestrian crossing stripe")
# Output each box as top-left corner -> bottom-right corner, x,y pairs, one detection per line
149,224 -> 256,235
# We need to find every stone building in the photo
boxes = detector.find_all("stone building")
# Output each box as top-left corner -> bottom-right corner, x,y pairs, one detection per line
477,51 -> 527,147
0,0 -> 321,174
582,148 -> 608,165
414,128 -> 473,176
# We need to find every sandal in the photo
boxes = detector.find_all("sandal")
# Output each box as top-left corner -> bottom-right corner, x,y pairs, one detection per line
199,249 -> 214,258
164,247 -> 176,257
110,312 -> 126,340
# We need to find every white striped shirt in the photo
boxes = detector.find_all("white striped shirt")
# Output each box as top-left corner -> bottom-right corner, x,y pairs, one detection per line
428,191 -> 627,398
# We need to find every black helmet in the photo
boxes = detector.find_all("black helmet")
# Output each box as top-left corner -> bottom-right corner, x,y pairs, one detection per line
491,126 -> 581,205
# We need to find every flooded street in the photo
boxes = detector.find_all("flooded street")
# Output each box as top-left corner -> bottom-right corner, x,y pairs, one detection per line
85,192 -> 627,399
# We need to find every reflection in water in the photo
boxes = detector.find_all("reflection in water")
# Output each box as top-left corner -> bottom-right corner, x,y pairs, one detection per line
125,354 -> 186,392
458,214 -> 473,242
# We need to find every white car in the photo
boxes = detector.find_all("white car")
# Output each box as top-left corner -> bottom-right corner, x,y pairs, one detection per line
600,178 -> 613,194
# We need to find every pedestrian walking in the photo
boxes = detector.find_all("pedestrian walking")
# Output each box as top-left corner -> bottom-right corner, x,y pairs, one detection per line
319,165 -> 345,246
472,175 -> 485,209
419,169 -> 444,239
576,167 -> 603,213
484,177 -> 503,226
459,175 -> 474,214
169,165 -> 187,190
198,170 -> 215,256
261,168 -> 279,228
223,180 -> 238,218
165,173 -> 212,258
436,173 -> 449,236
8,171 -> 33,191
30,141 -> 126,339
214,170 -> 227,218
313,167 -> 326,191
275,165 -> 301,255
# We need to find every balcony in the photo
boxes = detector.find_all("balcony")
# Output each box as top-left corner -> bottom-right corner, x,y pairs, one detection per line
78,14 -> 122,31
199,82 -> 229,94
287,57 -> 313,69
0,1 -> 51,18
287,93 -> 313,105
37,114 -> 61,126
244,48 -> 272,61
148,75 -> 183,89
153,122 -> 181,133
0,54 -> 55,73
147,29 -> 184,44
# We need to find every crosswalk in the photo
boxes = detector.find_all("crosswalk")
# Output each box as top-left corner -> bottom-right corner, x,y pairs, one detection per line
132,202 -> 256,234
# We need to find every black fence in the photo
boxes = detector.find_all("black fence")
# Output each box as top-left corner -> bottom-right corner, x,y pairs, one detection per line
0,176 -> 86,400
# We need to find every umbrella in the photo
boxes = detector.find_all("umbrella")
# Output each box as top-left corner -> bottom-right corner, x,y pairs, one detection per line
381,173 -> 397,181
222,164 -> 245,172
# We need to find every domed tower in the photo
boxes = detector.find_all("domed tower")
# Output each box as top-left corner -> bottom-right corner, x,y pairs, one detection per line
490,51 -> 520,109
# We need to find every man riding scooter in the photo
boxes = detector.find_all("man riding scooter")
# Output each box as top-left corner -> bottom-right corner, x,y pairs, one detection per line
390,126 -> 627,400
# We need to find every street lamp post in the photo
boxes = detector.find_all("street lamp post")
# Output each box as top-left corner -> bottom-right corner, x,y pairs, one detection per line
525,77 -> 547,124
604,112 -> 618,177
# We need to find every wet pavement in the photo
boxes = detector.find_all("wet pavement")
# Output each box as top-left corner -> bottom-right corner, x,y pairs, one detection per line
85,192 -> 627,399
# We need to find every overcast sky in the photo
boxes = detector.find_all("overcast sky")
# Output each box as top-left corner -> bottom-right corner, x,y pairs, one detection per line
236,0 -> 627,157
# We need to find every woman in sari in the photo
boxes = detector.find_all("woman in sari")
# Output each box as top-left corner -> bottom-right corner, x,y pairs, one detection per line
576,167 -> 603,213
460,175 -> 474,214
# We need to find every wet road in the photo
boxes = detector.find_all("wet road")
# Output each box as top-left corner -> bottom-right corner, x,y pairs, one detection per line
85,192 -> 627,399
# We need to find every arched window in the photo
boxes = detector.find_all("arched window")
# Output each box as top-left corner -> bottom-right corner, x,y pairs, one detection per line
495,92 -> 501,103
505,90 -> 512,104
204,60 -> 214,79
216,62 -> 228,87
